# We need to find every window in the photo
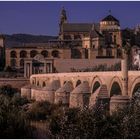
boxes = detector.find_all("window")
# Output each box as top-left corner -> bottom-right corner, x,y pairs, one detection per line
30,50 -> 38,58
52,50 -> 59,58
20,50 -> 27,58
10,51 -> 17,58
20,59 -> 24,67
10,59 -> 16,68
71,49 -> 82,59
114,35 -> 117,44
117,49 -> 122,58
41,50 -> 48,58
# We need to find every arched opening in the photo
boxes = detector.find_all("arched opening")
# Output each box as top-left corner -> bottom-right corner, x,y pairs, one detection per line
10,51 -> 17,58
76,80 -> 81,87
30,50 -> 38,58
110,82 -> 122,97
10,59 -> 16,68
52,50 -> 59,58
132,83 -> 140,96
20,59 -> 24,68
92,81 -> 101,93
63,81 -> 67,85
41,50 -> 48,58
71,49 -> 82,59
42,82 -> 46,87
20,50 -> 27,58
117,49 -> 122,58
32,80 -> 35,85
37,81 -> 39,86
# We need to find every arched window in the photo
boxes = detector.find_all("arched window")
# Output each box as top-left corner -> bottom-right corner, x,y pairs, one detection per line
10,59 -> 16,68
52,50 -> 59,58
92,81 -> 101,93
110,82 -> 122,97
10,51 -> 17,58
20,59 -> 24,68
30,50 -> 38,58
71,49 -> 82,59
41,50 -> 48,58
20,50 -> 27,58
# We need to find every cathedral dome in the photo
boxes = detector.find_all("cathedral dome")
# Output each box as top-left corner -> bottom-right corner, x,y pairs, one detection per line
100,14 -> 120,26
101,15 -> 119,22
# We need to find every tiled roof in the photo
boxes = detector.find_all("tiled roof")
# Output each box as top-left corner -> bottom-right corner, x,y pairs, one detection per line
63,23 -> 93,32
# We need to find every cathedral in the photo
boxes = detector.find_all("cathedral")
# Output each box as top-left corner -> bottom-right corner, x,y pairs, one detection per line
1,8 -> 133,77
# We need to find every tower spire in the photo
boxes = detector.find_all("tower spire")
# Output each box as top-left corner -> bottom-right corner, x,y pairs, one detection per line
59,7 -> 67,34
60,6 -> 67,24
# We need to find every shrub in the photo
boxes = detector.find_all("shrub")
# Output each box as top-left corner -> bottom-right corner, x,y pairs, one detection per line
27,101 -> 59,121
0,94 -> 33,138
0,85 -> 18,97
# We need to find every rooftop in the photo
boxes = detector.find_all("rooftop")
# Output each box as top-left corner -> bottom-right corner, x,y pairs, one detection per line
101,15 -> 119,22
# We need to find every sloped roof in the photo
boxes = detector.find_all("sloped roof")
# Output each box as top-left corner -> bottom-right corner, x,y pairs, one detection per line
63,23 -> 92,32
101,15 -> 119,22
90,29 -> 103,38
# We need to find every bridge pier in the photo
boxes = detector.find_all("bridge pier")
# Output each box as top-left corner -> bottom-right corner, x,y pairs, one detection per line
110,95 -> 130,114
110,52 -> 130,114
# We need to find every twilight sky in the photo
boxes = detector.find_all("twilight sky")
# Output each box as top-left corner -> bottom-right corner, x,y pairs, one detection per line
0,1 -> 140,36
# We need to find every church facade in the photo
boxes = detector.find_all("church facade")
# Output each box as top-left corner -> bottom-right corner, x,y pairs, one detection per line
3,8 -> 137,77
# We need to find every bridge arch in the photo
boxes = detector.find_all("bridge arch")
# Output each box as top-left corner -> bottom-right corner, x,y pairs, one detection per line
109,76 -> 123,97
42,81 -> 46,87
130,77 -> 140,97
75,80 -> 82,87
91,76 -> 102,93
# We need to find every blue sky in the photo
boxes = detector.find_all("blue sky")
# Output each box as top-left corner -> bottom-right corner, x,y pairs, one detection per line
0,1 -> 140,36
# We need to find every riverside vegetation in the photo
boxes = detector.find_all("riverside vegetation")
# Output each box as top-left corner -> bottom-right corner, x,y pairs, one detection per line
0,84 -> 140,138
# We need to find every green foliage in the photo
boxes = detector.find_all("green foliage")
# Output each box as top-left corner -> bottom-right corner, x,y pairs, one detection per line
47,93 -> 140,139
0,85 -> 18,97
0,94 -> 33,138
11,94 -> 29,106
27,101 -> 59,121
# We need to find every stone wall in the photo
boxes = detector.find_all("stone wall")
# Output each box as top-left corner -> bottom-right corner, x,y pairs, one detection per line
54,58 -> 121,72
0,78 -> 29,90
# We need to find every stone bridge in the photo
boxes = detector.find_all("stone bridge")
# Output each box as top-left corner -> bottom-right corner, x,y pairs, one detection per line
21,59 -> 140,112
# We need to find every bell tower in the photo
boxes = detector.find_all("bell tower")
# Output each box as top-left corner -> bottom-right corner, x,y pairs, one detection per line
59,7 -> 67,39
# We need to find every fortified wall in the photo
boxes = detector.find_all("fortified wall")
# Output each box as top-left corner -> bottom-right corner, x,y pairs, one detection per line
21,59 -> 140,112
